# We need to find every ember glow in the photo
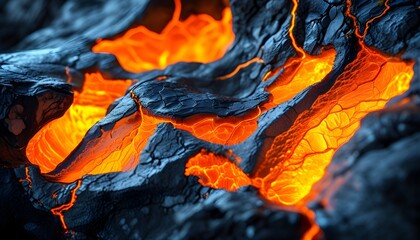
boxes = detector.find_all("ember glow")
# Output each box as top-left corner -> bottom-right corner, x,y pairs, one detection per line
51,180 -> 82,232
184,0 -> 414,207
185,150 -> 251,191
93,0 -> 234,73
35,49 -> 335,183
184,51 -> 413,205
259,49 -> 413,205
26,0 -> 413,217
26,73 -> 131,173
26,1 -> 236,182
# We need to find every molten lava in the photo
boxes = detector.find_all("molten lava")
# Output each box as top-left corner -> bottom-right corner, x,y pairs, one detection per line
34,46 -> 334,183
27,73 -> 132,173
183,0 -> 413,207
93,0 -> 234,73
26,1 -> 237,182
22,0 -> 416,238
259,49 -> 413,205
27,0 -> 413,211
185,150 -> 251,191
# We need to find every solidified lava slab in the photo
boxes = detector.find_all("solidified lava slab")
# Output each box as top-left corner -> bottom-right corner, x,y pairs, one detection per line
0,0 -> 419,239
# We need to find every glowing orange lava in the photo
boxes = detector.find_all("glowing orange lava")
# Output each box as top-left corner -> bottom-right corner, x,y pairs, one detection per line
26,2 -> 236,181
184,0 -> 413,208
93,0 -> 234,73
262,50 -> 335,110
26,73 -> 132,173
185,150 -> 251,191
39,47 -> 334,184
26,0 -> 413,223
185,47 -> 413,212
21,0 -> 415,239
259,48 -> 413,205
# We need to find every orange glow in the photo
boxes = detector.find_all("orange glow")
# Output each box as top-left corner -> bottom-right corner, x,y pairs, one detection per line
174,49 -> 335,145
26,0 -> 414,224
45,108 -> 162,183
42,49 -> 333,182
191,49 -> 411,204
262,48 -> 412,205
217,57 -> 265,80
185,150 -> 251,191
290,0 -> 306,57
37,35 -> 334,183
256,0 -> 406,206
262,50 -> 335,109
173,108 -> 261,145
27,50 -> 334,183
26,73 -> 132,173
184,0 -> 413,208
346,0 -> 391,40
26,3 -> 238,182
45,52 -> 333,181
301,205 -> 321,240
185,48 -> 413,205
19,166 -> 33,189
183,49 -> 336,193
51,180 -> 82,231
93,0 -> 234,73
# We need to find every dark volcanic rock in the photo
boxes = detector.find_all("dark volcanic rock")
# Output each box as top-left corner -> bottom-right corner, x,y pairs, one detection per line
0,0 -> 419,239
0,0 -> 65,51
159,189 -> 309,240
0,54 -> 73,166
99,188 -> 309,240
0,167 -> 62,239
311,96 -> 420,240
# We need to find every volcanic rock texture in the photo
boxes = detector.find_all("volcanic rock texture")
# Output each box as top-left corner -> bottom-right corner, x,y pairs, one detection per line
0,0 -> 419,239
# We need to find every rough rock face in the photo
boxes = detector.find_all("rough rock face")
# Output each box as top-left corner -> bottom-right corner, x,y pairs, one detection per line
311,95 -> 420,240
0,0 -> 419,239
100,188 -> 309,240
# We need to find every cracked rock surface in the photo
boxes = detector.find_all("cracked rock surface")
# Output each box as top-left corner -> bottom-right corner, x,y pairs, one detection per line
0,0 -> 419,239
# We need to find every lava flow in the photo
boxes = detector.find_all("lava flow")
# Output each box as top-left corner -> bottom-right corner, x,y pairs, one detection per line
184,0 -> 413,207
27,0 -> 336,184
26,73 -> 132,173
184,51 -> 413,204
93,0 -> 234,73
26,0 -> 234,178
32,51 -> 335,183
259,48 -> 413,205
26,0 -> 413,213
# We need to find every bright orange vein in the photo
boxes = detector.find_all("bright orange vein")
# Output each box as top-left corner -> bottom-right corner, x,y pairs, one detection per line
184,0 -> 413,208
93,0 -> 234,73
26,2 -> 235,178
185,47 -> 413,206
27,48 -> 334,180
23,1 -> 335,182
258,49 -> 413,205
